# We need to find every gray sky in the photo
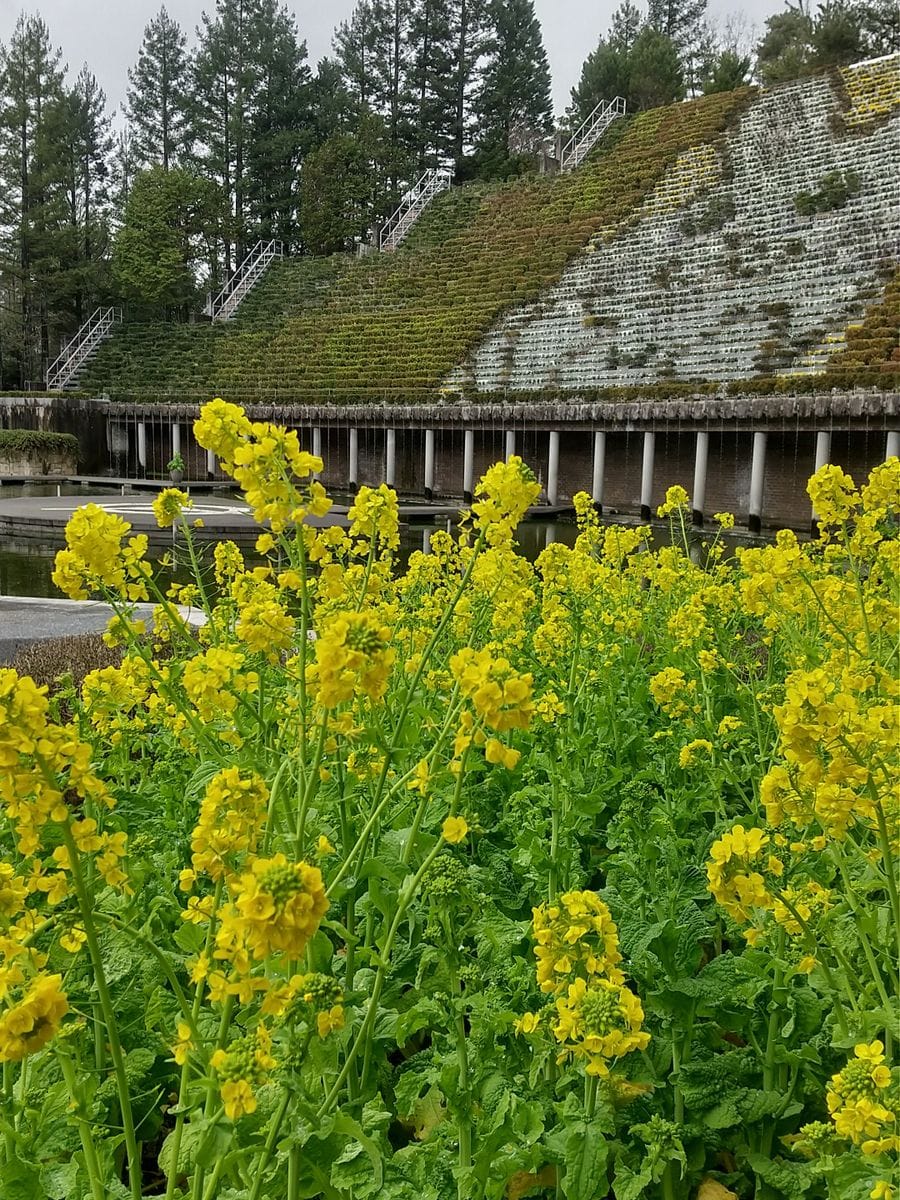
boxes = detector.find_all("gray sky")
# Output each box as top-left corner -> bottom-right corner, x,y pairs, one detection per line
0,0 -> 783,118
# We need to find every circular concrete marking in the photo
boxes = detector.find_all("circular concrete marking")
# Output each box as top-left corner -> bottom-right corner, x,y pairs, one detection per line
0,494 -> 350,544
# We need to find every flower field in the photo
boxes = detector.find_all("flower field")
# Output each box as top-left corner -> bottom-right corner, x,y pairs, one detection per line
1,399 -> 898,1200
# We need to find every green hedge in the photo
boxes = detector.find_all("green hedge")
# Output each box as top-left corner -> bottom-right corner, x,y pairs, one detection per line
0,429 -> 79,454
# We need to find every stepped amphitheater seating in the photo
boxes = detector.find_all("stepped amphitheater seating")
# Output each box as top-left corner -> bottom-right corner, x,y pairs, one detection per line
79,58 -> 900,404
449,58 -> 900,392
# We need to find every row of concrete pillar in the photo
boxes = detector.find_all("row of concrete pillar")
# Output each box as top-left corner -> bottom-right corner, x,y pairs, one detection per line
140,421 -> 900,532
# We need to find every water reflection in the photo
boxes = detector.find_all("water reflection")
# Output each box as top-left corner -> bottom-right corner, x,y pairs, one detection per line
0,480 -> 770,600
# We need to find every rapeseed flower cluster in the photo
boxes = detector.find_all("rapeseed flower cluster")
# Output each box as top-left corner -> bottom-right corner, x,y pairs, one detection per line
52,504 -> 149,601
187,767 -> 269,881
211,1026 -> 277,1119
0,972 -> 68,1062
824,1042 -> 898,1154
313,610 -> 396,707
521,891 -> 649,1077
470,456 -> 541,546
194,396 -> 327,531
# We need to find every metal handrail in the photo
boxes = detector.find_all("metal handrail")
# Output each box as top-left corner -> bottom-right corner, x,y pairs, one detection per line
380,168 -> 453,251
46,306 -> 122,391
560,96 -> 626,172
205,240 -> 284,322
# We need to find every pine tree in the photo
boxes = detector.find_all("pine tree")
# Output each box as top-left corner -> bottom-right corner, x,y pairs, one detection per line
474,0 -> 553,176
126,7 -> 191,171
449,0 -> 489,168
244,0 -> 313,245
629,26 -> 685,108
409,0 -> 456,166
610,0 -> 643,51
647,0 -> 708,91
193,0 -> 312,268
60,66 -> 114,324
0,14 -> 70,383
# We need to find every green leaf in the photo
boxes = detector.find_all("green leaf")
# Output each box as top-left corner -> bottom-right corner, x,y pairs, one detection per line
612,1161 -> 653,1200
0,1161 -> 49,1200
563,1120 -> 609,1200
331,1113 -> 384,1188
747,1152 -> 817,1199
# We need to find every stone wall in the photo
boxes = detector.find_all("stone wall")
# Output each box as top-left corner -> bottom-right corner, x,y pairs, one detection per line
448,60 -> 900,392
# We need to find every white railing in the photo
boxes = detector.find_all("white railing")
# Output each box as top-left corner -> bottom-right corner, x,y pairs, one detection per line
204,240 -> 284,322
560,96 -> 627,172
46,306 -> 122,391
379,168 -> 453,251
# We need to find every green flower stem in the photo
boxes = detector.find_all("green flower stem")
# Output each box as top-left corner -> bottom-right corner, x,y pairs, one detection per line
585,1073 -> 599,1121
56,1048 -> 106,1200
873,796 -> 900,963
179,519 -> 213,621
60,823 -> 142,1200
263,756 -> 295,850
164,878 -> 224,1200
443,913 -> 472,1199
1,1063 -> 14,1165
201,1146 -> 229,1200
295,718 -> 328,856
246,1088 -> 292,1200
191,995 -> 236,1200
245,1027 -> 315,1200
834,850 -> 894,1007
318,836 -> 446,1119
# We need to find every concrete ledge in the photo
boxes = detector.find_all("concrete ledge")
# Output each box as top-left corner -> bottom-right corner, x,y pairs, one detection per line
0,596 -> 206,664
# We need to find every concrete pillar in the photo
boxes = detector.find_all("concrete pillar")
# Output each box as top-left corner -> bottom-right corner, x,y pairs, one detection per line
811,430 -> 831,535
422,527 -> 432,554
137,422 -> 147,473
349,428 -> 359,492
312,426 -> 322,461
640,431 -> 655,521
748,432 -> 767,535
385,428 -> 396,487
206,449 -> 216,479
885,431 -> 899,461
547,431 -> 560,506
424,429 -> 435,501
171,423 -> 181,458
692,430 -> 709,527
591,431 -> 606,509
505,429 -> 516,461
545,522 -> 558,549
463,429 -> 475,504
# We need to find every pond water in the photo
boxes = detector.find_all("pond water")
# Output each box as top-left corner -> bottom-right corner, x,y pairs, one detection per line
0,482 -> 775,600
0,483 -> 580,599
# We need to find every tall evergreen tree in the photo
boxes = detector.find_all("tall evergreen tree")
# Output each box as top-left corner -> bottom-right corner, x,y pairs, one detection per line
193,0 -> 311,267
474,0 -> 553,176
126,7 -> 191,171
0,14 -> 70,383
244,0 -> 312,245
61,65 -> 114,324
409,0 -> 456,166
647,0 -> 708,91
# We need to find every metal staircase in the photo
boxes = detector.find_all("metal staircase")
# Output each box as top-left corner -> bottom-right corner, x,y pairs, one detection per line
379,168 -> 453,251
560,96 -> 627,173
204,239 -> 284,322
46,306 -> 122,391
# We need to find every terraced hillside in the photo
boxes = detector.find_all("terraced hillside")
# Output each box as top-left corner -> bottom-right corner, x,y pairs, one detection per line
450,56 -> 900,394
81,57 -> 900,404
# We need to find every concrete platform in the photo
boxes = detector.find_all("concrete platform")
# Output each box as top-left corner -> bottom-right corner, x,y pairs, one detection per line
0,596 -> 206,663
0,474 -> 234,492
0,494 -> 351,546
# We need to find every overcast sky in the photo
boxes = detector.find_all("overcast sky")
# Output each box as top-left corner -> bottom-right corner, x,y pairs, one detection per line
0,0 -> 784,118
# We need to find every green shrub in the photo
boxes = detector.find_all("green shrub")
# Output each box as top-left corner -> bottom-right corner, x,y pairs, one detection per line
0,429 -> 78,455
